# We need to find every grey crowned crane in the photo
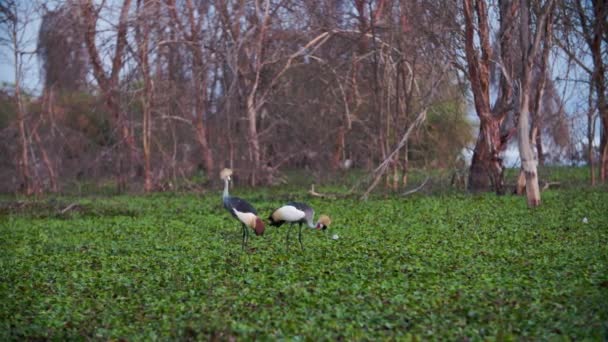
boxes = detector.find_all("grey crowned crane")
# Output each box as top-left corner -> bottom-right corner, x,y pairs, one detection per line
221,169 -> 265,250
269,201 -> 331,250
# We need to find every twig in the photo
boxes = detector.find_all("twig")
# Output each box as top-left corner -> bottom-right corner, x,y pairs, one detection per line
401,177 -> 430,196
360,108 -> 427,200
60,202 -> 78,214
308,184 -> 336,199
541,181 -> 560,191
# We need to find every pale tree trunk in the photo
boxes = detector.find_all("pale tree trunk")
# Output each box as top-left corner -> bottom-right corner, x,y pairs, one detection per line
402,142 -> 408,186
518,96 -> 541,206
243,0 -> 271,186
246,92 -> 262,186
138,0 -> 153,192
13,46 -> 33,195
520,3 -> 553,194
517,0 -> 554,207
587,94 -> 597,185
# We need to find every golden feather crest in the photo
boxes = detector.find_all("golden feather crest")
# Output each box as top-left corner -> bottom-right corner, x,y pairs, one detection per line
220,168 -> 233,180
318,214 -> 331,226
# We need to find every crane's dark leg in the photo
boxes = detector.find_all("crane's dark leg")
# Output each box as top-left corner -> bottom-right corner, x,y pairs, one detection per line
241,224 -> 247,250
286,223 -> 293,250
298,223 -> 304,251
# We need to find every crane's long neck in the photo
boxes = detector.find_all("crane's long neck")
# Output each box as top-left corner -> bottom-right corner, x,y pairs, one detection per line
306,215 -> 316,229
223,178 -> 230,199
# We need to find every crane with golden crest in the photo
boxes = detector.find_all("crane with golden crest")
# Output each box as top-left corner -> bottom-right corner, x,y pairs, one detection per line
269,201 -> 331,250
220,168 -> 265,250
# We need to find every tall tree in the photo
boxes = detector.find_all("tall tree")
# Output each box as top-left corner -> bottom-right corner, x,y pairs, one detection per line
577,0 -> 608,182
557,0 -> 608,183
516,0 -> 555,207
80,0 -> 134,191
0,0 -> 36,194
462,0 -> 517,194
165,0 -> 215,178
136,0 -> 154,192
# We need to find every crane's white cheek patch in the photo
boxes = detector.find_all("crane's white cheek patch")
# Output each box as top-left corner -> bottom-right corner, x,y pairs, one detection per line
234,210 -> 256,228
276,206 -> 305,222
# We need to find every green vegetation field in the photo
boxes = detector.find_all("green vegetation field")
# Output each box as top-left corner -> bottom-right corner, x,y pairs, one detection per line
1,172 -> 607,340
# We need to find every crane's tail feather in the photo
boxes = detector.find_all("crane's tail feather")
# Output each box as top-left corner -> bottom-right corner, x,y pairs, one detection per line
268,214 -> 285,227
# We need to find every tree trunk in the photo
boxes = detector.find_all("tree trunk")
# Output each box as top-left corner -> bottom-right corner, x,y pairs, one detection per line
468,119 -> 505,194
246,93 -> 261,186
184,0 -> 214,177
590,0 -> 607,182
516,0 -> 552,207
33,129 -> 57,192
518,94 -> 541,207
535,129 -> 544,166
601,113 -> 608,182
331,126 -> 345,171
14,50 -> 33,195
588,106 -> 596,186
515,170 -> 526,195
462,0 -> 509,195
402,142 -> 408,187
139,0 -> 153,192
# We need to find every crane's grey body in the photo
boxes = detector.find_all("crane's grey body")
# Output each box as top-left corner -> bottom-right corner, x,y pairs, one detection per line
222,176 -> 263,249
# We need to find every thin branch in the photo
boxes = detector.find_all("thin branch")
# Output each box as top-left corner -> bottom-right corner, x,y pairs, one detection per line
401,176 -> 430,196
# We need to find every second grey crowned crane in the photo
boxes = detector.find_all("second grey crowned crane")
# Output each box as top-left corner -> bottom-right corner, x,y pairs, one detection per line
221,169 -> 265,250
269,201 -> 331,250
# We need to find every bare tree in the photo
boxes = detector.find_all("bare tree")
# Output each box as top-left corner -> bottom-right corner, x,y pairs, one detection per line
462,0 -> 518,194
80,0 -> 134,191
0,0 -> 37,194
165,0 -> 215,178
556,0 -> 607,183
136,0 -> 154,191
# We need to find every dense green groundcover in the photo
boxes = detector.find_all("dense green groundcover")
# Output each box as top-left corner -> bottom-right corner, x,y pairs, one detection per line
1,186 -> 607,340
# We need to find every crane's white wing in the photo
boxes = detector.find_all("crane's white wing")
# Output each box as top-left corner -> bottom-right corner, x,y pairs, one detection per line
274,205 -> 306,222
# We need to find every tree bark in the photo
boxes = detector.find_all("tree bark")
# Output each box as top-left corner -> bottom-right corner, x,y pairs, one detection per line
468,119 -> 506,193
